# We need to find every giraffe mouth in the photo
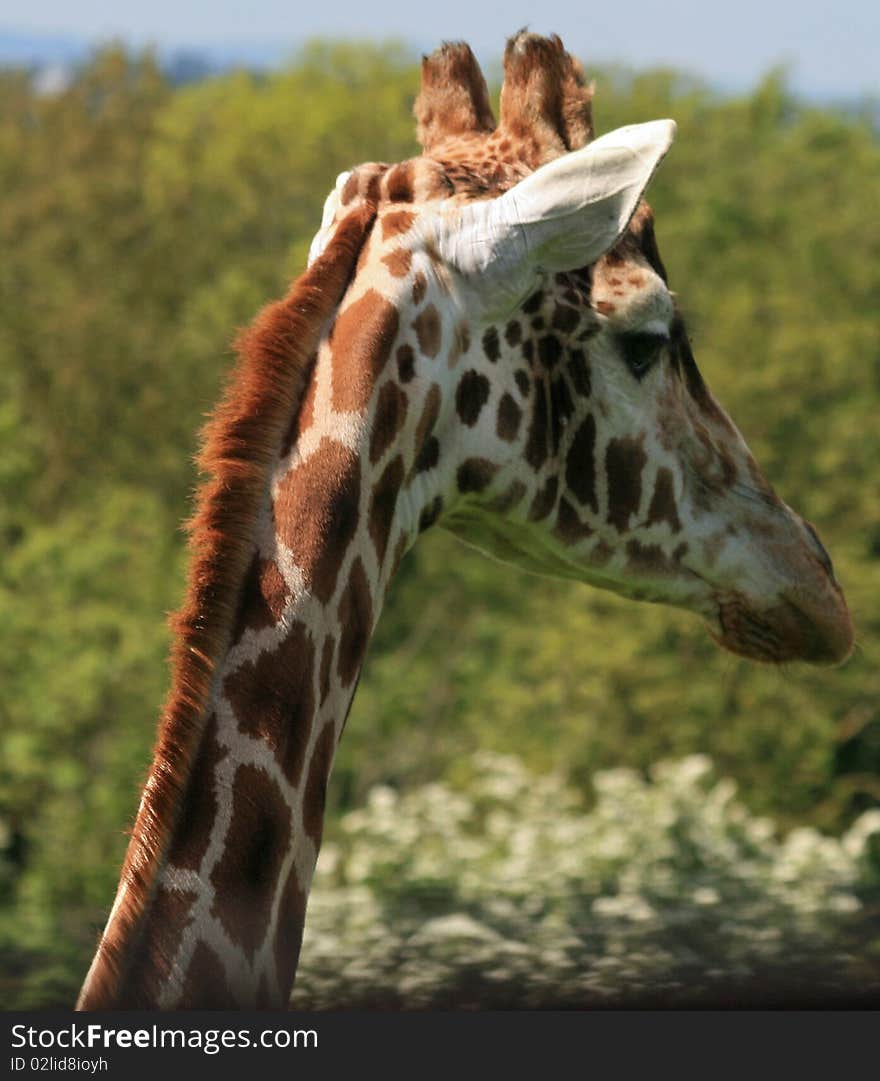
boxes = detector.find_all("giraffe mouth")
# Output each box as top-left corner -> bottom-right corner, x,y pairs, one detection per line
707,589 -> 853,666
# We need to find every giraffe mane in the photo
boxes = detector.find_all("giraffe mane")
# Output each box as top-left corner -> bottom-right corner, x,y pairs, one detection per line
80,202 -> 377,1007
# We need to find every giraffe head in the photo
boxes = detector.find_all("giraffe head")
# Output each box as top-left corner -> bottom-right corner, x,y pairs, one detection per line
316,32 -> 851,665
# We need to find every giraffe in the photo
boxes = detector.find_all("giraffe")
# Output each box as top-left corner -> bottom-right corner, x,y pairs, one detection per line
77,32 -> 852,1010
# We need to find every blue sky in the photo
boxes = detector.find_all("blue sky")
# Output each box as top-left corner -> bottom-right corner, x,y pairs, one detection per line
5,0 -> 879,100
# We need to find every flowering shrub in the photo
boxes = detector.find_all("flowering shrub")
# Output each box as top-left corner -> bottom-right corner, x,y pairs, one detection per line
293,755 -> 880,1008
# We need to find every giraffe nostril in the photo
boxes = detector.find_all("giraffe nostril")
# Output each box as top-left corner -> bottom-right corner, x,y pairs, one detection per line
803,520 -> 836,582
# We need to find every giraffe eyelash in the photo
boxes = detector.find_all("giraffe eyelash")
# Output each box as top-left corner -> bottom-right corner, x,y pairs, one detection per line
617,331 -> 669,380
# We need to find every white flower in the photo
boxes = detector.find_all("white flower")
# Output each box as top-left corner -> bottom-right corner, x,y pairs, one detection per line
291,754 -> 876,1008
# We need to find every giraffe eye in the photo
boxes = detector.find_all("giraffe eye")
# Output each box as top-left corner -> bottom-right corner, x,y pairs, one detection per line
619,332 -> 668,380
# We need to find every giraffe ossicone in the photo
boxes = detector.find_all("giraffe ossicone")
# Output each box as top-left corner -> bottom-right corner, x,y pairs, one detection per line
78,31 -> 852,1010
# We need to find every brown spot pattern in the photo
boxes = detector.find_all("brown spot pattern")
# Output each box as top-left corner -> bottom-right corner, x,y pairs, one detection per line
369,455 -> 404,567
303,720 -> 337,846
412,271 -> 427,306
552,304 -> 580,333
566,414 -> 597,512
330,289 -> 400,413
549,375 -> 574,454
365,170 -> 383,204
497,393 -> 522,441
554,496 -> 594,543
606,436 -> 647,532
482,326 -> 500,362
382,247 -> 412,277
168,714 -> 228,871
514,369 -> 531,397
232,556 -> 289,642
448,321 -> 471,366
370,382 -> 408,464
457,457 -> 498,494
529,475 -> 558,521
413,383 -> 442,470
567,348 -> 591,396
223,620 -> 316,784
525,381 -> 550,470
397,343 -> 415,383
456,370 -> 491,426
626,539 -> 677,576
538,335 -> 562,368
337,557 -> 373,688
385,161 -> 414,202
419,495 -> 444,532
391,531 -> 410,576
381,209 -> 416,240
128,886 -> 197,1004
274,438 -> 360,605
522,290 -> 543,314
281,361 -> 318,454
415,437 -> 439,473
413,304 -> 442,358
179,941 -> 235,1008
210,764 -> 291,961
646,467 -> 681,532
340,172 -> 360,205
319,635 -> 334,707
274,863 -> 308,998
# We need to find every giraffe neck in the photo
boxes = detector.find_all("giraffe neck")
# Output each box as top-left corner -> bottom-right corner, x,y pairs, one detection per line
145,525 -> 386,1008
75,212 -> 399,1011
78,200 -> 519,1009
150,324 -> 429,1007
76,206 -> 453,1009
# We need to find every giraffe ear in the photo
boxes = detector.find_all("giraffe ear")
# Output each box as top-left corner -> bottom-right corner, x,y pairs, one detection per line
438,119 -> 676,315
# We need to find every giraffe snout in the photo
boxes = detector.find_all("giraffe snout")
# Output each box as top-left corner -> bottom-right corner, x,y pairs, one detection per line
706,506 -> 853,666
779,514 -> 852,664
710,582 -> 853,667
778,587 -> 854,666
800,517 -> 837,586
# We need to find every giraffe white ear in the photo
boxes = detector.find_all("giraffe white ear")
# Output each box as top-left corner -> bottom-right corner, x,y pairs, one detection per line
437,119 -> 676,315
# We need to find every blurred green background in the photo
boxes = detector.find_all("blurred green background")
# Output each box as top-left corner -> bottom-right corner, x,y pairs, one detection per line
0,42 -> 878,1008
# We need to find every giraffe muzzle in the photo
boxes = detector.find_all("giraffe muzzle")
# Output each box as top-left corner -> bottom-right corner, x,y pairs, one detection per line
710,579 -> 853,666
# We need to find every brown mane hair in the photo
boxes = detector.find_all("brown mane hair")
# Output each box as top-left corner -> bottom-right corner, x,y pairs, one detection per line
77,202 -> 377,1008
